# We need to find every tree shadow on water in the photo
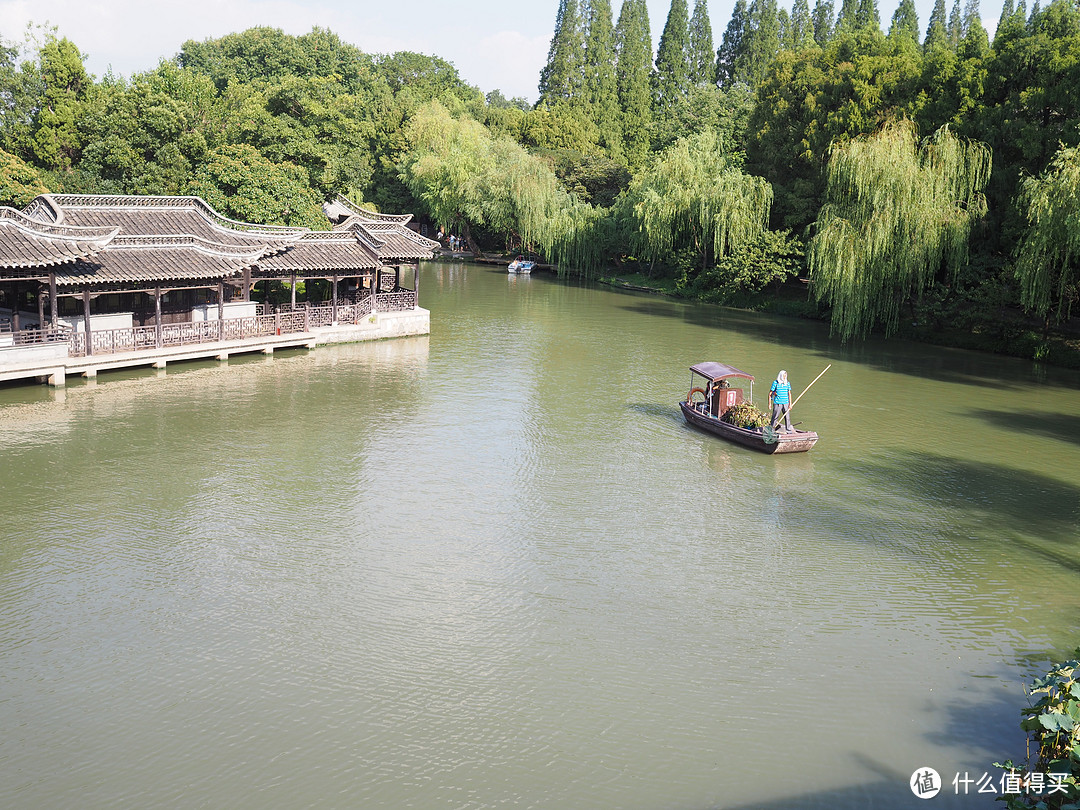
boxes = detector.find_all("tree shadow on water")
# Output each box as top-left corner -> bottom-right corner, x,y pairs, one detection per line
969,408 -> 1080,448
838,450 -> 1080,572
615,297 -> 1076,391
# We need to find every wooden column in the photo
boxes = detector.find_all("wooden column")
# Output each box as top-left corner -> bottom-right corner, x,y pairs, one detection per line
413,263 -> 419,302
154,286 -> 163,348
332,274 -> 338,323
217,282 -> 225,340
82,289 -> 93,356
49,273 -> 58,329
290,273 -> 296,307
243,267 -> 251,301
37,285 -> 45,327
12,282 -> 20,332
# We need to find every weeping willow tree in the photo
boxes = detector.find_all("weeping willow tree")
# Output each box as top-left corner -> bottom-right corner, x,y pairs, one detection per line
617,128 -> 773,272
808,120 -> 991,341
1014,144 -> 1080,325
399,100 -> 607,272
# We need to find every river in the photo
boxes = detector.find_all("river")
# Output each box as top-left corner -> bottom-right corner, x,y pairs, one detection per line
1,260 -> 1078,808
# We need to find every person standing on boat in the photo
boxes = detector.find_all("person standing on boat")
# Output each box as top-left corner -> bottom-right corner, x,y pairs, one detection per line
770,370 -> 794,433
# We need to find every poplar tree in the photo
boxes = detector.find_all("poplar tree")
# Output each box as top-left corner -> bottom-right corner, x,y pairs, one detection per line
538,0 -> 586,104
583,0 -> 623,160
889,0 -> 921,44
808,121 -> 991,340
812,0 -> 837,45
855,0 -> 881,32
716,0 -> 749,85
925,0 -> 949,48
688,0 -> 715,83
994,0 -> 1018,43
779,8 -> 794,48
791,0 -> 818,49
960,0 -> 981,36
737,0 -> 780,85
615,0 -> 654,170
836,0 -> 860,35
1014,144 -> 1080,323
948,0 -> 963,45
655,0 -> 691,113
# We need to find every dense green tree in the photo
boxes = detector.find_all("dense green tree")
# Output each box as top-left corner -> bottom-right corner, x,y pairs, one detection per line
520,101 -> 602,153
582,0 -> 623,159
188,143 -> 326,227
747,32 -> 922,229
30,37 -> 90,171
812,0 -> 837,44
0,146 -> 47,205
654,0 -> 692,113
539,0 -> 586,104
688,0 -> 716,82
686,228 -> 804,301
180,27 -> 368,93
1013,144 -> 1080,322
615,0 -> 654,170
652,81 -> 756,151
974,0 -> 1080,249
716,0 -> 749,85
808,120 -> 990,340
889,0 -> 921,45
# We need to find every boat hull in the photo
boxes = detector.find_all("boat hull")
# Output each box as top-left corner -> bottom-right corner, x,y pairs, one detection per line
679,401 -> 818,454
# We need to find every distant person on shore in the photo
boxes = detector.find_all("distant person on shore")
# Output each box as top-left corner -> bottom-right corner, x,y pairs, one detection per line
769,370 -> 794,433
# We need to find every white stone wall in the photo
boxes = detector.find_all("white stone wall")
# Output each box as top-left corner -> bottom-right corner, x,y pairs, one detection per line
191,301 -> 259,321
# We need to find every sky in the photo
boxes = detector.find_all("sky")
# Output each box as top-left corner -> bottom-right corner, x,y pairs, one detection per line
0,0 -> 1006,103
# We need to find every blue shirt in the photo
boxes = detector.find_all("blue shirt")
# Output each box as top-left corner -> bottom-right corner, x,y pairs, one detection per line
770,380 -> 791,405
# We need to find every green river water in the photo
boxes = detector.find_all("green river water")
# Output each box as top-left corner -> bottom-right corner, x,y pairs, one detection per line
1,260 -> 1078,808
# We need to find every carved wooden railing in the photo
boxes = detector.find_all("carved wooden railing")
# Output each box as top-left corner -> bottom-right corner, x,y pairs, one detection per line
375,291 -> 417,312
66,292 -> 417,357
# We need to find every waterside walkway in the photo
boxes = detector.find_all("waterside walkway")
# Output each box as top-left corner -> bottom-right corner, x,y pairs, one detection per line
0,295 -> 428,387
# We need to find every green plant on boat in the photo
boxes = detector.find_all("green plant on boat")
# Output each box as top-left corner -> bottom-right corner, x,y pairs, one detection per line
996,649 -> 1080,809
720,401 -> 769,429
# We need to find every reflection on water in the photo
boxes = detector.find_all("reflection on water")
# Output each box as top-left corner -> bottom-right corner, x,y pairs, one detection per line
0,263 -> 1077,809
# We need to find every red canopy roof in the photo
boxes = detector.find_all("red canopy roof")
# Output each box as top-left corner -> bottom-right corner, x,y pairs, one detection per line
689,362 -> 755,382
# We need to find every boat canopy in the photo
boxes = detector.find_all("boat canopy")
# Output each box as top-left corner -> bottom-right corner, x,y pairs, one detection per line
689,362 -> 755,383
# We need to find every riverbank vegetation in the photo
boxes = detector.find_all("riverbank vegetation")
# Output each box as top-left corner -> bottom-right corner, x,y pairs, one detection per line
2,2 -> 1080,364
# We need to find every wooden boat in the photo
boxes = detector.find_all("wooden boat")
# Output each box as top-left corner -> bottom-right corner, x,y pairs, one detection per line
678,361 -> 819,454
508,256 -> 535,274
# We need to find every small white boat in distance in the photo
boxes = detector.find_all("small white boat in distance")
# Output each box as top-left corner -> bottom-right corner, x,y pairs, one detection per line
508,256 -> 535,274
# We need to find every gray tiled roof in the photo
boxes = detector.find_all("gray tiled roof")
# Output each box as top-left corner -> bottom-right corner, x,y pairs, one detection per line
20,194 -> 305,286
54,235 -> 269,287
257,231 -> 380,274
0,207 -> 117,270
327,194 -> 439,262
26,194 -> 304,248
